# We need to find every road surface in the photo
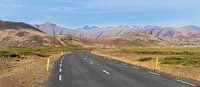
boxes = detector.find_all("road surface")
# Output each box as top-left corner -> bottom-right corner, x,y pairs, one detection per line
47,52 -> 198,87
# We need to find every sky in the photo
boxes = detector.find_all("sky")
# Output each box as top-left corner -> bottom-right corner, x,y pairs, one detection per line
0,0 -> 200,28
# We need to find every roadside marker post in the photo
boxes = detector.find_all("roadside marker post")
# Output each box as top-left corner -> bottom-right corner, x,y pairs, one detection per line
46,58 -> 50,73
155,58 -> 159,71
61,51 -> 64,55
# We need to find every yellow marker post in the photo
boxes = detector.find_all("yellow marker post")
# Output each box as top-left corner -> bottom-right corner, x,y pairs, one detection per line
61,51 -> 64,55
155,58 -> 159,71
46,58 -> 50,73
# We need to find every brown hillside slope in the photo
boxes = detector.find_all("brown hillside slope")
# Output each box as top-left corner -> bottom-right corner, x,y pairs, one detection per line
0,20 -> 92,47
94,33 -> 169,47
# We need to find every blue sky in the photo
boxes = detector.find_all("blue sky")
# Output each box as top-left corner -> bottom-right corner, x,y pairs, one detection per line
0,0 -> 200,28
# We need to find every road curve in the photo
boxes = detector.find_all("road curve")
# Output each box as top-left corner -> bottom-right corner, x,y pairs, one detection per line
47,52 -> 198,87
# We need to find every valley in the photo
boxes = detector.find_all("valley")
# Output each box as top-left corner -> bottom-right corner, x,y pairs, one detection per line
0,20 -> 200,87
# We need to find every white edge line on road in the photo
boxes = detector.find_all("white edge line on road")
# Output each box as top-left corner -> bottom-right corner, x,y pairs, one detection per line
60,59 -> 63,63
148,71 -> 160,76
59,68 -> 62,73
132,66 -> 140,69
121,63 -> 127,65
61,56 -> 65,63
102,70 -> 110,75
60,64 -> 62,67
175,79 -> 196,87
59,75 -> 62,81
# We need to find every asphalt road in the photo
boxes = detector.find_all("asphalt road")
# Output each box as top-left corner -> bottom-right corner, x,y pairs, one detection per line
47,52 -> 199,87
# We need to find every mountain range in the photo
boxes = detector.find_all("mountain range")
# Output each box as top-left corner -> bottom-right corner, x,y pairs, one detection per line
1,20 -> 200,47
0,20 -> 92,47
36,22 -> 200,44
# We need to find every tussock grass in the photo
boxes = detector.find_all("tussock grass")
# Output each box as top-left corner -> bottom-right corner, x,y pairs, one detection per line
0,46 -> 94,58
0,46 -> 95,87
138,57 -> 154,62
93,48 -> 200,82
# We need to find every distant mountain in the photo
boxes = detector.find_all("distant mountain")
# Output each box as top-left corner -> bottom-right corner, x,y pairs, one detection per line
37,22 -> 133,39
0,20 -> 42,32
0,20 -> 92,47
135,26 -> 177,40
36,22 -> 200,46
137,25 -> 200,41
34,22 -> 72,35
94,33 -> 169,47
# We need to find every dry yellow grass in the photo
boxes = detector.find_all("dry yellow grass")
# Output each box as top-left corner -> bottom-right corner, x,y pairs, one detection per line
0,52 -> 64,87
92,51 -> 200,82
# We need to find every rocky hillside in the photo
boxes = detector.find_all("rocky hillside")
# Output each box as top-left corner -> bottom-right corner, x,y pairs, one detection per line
34,22 -> 72,35
136,26 -> 200,46
0,20 -> 42,32
0,20 -> 92,47
94,33 -> 168,47
135,25 -> 200,41
36,22 -> 200,46
36,22 -> 133,39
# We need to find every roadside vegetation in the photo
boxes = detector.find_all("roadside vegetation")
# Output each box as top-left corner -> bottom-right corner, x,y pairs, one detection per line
93,48 -> 200,82
0,45 -> 94,87
0,45 -> 94,58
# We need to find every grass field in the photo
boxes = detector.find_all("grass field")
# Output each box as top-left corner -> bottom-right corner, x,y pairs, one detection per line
0,45 -> 94,58
0,45 -> 95,87
93,48 -> 200,82
1,46 -> 200,86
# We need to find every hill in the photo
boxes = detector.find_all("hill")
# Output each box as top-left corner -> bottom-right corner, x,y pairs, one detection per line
94,33 -> 168,47
0,20 -> 92,47
36,22 -> 133,39
36,22 -> 200,47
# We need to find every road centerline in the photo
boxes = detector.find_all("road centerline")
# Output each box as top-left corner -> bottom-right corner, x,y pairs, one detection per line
59,68 -> 62,72
89,62 -> 93,64
60,57 -> 64,63
102,70 -> 110,75
59,75 -> 62,81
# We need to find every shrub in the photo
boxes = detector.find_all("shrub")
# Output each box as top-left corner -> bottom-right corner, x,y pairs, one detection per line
138,57 -> 154,62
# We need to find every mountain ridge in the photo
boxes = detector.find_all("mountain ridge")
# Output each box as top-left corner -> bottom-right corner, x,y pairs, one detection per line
1,20 -> 200,47
0,20 -> 92,47
36,22 -> 200,40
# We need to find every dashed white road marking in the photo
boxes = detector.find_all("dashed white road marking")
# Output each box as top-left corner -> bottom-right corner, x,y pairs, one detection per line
60,57 -> 64,63
59,68 -> 62,73
59,75 -> 62,81
102,70 -> 110,75
60,64 -> 62,67
132,66 -> 140,69
148,71 -> 160,76
89,62 -> 93,64
175,79 -> 196,87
